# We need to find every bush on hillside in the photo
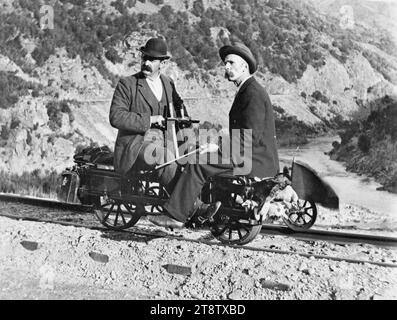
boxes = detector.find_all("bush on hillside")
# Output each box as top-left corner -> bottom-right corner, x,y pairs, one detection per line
59,0 -> 85,5
18,0 -> 41,11
311,91 -> 330,104
3,0 -> 358,85
0,71 -> 42,109
150,0 -> 164,4
46,100 -> 75,131
192,0 -> 205,17
111,0 -> 128,15
126,0 -> 137,8
31,42 -> 55,66
358,134 -> 371,153
105,47 -> 123,64
0,125 -> 10,141
10,117 -> 21,130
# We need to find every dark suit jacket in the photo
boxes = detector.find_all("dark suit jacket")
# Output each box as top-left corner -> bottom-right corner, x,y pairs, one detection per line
229,77 -> 279,178
109,72 -> 186,175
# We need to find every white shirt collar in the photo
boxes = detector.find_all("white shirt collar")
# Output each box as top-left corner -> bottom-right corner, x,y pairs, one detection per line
145,75 -> 163,102
237,75 -> 252,90
235,75 -> 252,96
145,74 -> 161,83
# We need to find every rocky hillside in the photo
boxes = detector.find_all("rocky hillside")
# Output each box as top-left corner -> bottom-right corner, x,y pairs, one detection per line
306,0 -> 397,46
0,0 -> 396,178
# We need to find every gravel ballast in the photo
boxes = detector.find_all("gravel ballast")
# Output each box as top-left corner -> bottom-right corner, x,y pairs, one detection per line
0,201 -> 396,300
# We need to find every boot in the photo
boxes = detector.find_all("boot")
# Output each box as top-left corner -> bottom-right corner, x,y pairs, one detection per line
196,201 -> 222,224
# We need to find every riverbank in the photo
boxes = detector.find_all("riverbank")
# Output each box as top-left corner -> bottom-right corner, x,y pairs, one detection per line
327,98 -> 397,194
279,135 -> 397,219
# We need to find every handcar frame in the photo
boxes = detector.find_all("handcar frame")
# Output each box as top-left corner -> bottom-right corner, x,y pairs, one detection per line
58,118 -> 339,246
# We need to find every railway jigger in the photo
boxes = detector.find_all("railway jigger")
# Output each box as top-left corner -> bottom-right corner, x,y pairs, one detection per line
58,117 -> 340,245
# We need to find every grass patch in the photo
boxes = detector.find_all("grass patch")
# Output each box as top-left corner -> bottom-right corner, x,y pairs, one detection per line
0,170 -> 62,199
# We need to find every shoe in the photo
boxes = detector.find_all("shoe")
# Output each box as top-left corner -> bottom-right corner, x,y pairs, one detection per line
196,201 -> 222,224
148,215 -> 185,229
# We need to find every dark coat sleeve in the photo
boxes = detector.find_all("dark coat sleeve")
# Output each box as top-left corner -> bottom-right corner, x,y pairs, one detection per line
230,89 -> 265,165
240,91 -> 269,148
228,80 -> 279,177
241,95 -> 265,141
109,78 -> 151,133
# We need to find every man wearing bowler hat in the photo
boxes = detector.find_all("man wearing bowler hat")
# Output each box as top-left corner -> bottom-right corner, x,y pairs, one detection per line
109,37 -> 188,193
219,41 -> 279,178
147,41 -> 280,229
110,37 -> 222,229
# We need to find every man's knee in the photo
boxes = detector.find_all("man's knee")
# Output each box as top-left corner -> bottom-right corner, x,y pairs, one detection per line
159,162 -> 178,183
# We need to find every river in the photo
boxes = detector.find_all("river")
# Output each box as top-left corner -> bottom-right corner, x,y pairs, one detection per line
279,136 -> 397,218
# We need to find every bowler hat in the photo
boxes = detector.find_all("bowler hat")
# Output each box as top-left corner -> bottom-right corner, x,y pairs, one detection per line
140,38 -> 170,59
219,42 -> 257,74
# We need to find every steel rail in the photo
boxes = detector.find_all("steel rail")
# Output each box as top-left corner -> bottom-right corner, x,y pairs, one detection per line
1,193 -> 397,249
0,212 -> 396,269
0,193 -> 93,212
260,224 -> 397,248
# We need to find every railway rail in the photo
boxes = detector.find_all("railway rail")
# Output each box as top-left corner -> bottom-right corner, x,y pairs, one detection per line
0,193 -> 92,212
1,193 -> 397,268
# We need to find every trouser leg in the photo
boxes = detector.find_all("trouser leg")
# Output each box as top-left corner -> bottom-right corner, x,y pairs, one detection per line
164,163 -> 234,222
134,142 -> 178,193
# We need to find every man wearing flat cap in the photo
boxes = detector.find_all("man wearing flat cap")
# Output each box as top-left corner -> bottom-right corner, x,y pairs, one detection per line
109,37 -> 188,192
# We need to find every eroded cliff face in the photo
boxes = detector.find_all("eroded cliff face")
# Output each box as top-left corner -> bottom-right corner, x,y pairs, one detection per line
296,52 -> 391,120
0,46 -> 119,174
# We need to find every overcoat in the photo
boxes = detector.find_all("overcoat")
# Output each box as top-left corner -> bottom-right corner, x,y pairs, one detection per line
163,77 -> 280,222
229,77 -> 279,178
109,72 -> 186,175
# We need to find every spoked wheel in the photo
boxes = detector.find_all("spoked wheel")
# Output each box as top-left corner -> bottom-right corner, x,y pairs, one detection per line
94,197 -> 145,231
227,178 -> 247,208
210,214 -> 262,246
146,186 -> 167,215
283,199 -> 317,231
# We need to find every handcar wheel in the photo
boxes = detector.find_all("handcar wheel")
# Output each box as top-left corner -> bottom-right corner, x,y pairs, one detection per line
146,186 -> 166,215
94,197 -> 144,230
210,215 -> 262,246
282,199 -> 317,231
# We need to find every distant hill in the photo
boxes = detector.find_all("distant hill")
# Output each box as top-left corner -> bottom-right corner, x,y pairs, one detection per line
305,0 -> 397,47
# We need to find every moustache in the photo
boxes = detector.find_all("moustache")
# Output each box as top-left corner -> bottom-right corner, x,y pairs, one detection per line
142,65 -> 152,72
225,71 -> 234,79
